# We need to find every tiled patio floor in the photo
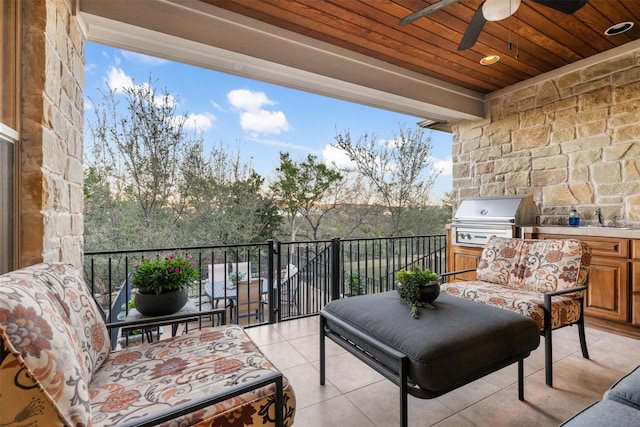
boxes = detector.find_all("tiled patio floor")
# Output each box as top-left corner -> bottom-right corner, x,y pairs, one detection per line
243,316 -> 640,427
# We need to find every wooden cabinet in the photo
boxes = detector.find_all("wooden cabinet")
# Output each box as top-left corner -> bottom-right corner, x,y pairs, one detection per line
446,229 -> 481,281
631,241 -> 640,326
585,257 -> 629,322
536,234 -> 631,324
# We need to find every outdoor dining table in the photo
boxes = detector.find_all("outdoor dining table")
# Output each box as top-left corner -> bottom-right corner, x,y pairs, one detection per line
205,279 -> 269,323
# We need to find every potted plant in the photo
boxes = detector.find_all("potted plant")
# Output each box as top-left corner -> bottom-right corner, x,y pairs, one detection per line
346,272 -> 364,296
227,271 -> 246,288
395,266 -> 441,319
132,250 -> 199,316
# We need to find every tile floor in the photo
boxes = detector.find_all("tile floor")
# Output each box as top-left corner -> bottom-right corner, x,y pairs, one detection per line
243,316 -> 640,427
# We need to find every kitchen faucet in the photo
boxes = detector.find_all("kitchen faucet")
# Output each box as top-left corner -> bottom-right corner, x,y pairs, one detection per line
595,208 -> 604,227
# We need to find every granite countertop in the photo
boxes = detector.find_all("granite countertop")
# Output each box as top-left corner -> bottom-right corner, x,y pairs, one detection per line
520,225 -> 640,239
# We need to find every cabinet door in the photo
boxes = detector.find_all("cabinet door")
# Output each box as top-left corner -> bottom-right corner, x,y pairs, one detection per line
632,261 -> 640,326
447,246 -> 481,281
585,257 -> 629,322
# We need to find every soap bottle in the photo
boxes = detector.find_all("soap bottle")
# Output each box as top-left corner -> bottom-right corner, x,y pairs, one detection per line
568,209 -> 580,227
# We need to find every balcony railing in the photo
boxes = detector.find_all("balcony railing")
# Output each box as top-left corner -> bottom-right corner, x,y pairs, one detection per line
84,234 -> 446,344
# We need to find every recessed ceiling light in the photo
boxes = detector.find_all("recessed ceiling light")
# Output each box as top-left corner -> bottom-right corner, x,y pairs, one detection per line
605,22 -> 634,36
480,55 -> 500,65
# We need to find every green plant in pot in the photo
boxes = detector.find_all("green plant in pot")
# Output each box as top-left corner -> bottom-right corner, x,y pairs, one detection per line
227,271 -> 246,288
395,266 -> 441,319
346,272 -> 364,296
132,250 -> 199,316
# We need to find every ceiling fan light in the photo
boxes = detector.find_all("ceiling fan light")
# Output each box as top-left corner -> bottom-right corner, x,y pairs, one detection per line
604,22 -> 634,36
482,0 -> 521,21
480,55 -> 500,65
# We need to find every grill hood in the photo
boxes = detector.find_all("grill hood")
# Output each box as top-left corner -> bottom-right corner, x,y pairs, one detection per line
454,195 -> 536,224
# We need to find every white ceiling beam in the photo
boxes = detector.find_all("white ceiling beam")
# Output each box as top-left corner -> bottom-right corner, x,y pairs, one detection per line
78,0 -> 486,124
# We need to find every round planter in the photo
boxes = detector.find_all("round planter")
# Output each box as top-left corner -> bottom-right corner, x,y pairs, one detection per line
419,282 -> 440,304
396,281 -> 441,304
135,287 -> 189,316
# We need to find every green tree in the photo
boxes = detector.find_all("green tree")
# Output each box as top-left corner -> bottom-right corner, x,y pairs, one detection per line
85,78 -> 282,250
269,152 -> 344,241
334,126 -> 441,236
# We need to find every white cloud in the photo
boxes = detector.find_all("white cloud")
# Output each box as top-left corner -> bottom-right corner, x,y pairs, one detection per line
104,67 -> 178,109
105,67 -> 136,93
432,156 -> 452,176
228,89 -> 274,111
322,144 -> 356,169
184,112 -> 216,132
239,110 -> 290,135
227,89 -> 291,135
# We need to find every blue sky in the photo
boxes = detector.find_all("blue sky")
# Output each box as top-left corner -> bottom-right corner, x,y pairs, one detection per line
84,42 -> 453,200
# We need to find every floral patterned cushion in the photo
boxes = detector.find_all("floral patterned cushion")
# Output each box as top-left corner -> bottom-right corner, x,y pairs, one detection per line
90,325 -> 296,426
0,263 -> 111,426
476,237 -> 591,294
0,263 -> 296,427
440,281 -> 582,330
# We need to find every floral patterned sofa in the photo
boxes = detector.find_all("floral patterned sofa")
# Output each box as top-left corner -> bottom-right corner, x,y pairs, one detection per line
0,263 -> 296,426
441,236 -> 592,387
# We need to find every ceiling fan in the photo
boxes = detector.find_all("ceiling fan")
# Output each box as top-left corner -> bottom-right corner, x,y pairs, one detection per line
400,0 -> 589,51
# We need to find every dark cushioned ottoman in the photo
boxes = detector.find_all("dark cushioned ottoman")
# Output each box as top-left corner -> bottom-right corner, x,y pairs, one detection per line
604,365 -> 640,410
320,292 -> 540,427
559,399 -> 640,426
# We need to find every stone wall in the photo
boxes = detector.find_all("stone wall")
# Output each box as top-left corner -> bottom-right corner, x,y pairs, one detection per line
451,48 -> 640,227
19,0 -> 85,267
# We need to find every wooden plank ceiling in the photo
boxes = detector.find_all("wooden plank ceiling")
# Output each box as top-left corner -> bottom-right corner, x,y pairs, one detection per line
202,0 -> 640,94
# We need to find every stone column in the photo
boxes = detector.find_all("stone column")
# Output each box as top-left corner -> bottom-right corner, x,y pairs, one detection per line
19,0 -> 85,268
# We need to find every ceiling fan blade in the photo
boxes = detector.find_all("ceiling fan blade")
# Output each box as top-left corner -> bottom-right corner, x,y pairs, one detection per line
530,0 -> 588,14
458,2 -> 487,50
399,0 -> 461,26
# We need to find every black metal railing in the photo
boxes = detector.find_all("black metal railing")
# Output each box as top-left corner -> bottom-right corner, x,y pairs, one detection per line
84,234 -> 446,344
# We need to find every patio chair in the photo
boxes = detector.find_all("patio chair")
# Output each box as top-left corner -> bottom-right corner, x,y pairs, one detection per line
231,261 -> 252,279
235,279 -> 264,323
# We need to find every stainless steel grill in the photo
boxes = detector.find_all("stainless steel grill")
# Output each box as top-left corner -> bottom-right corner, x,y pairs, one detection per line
451,195 -> 536,247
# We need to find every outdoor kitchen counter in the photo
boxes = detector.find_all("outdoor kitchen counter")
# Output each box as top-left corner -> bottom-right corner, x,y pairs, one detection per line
520,225 -> 640,239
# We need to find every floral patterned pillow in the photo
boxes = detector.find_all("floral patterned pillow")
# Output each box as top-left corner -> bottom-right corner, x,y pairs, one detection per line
476,237 -> 528,288
38,264 -> 112,379
522,239 -> 591,293
0,263 -> 109,426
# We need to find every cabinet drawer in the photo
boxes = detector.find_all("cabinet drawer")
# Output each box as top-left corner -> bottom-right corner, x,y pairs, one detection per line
538,234 -> 629,258
632,240 -> 640,260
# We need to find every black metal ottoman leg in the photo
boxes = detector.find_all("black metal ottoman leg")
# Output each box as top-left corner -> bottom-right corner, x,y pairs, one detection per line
320,315 -> 326,385
399,357 -> 408,427
518,359 -> 524,401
